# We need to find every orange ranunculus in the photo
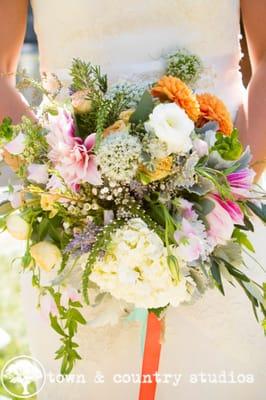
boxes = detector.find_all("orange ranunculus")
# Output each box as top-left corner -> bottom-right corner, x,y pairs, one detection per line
196,93 -> 233,136
103,120 -> 127,138
151,75 -> 200,122
139,156 -> 173,182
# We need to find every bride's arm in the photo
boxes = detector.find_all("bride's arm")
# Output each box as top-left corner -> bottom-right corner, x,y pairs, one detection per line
237,0 -> 266,179
0,0 -> 34,123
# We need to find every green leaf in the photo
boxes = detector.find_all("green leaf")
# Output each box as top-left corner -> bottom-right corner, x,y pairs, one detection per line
218,258 -> 250,282
196,198 -> 215,216
247,201 -> 266,224
22,250 -> 32,268
69,308 -> 87,325
212,128 -> 243,161
210,258 -> 225,295
167,254 -> 180,284
0,201 -> 13,216
235,215 -> 254,232
0,117 -> 13,141
130,91 -> 154,124
148,307 -> 168,319
242,281 -> 264,305
213,241 -> 243,268
38,217 -> 50,241
232,228 -> 255,252
50,315 -> 67,337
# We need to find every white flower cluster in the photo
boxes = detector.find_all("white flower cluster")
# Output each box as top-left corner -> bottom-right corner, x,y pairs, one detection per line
90,218 -> 193,308
107,81 -> 150,108
97,132 -> 142,182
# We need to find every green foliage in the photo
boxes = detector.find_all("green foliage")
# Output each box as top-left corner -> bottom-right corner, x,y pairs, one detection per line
130,91 -> 155,124
17,117 -> 48,166
77,90 -> 127,143
212,129 -> 243,161
127,200 -> 165,242
166,49 -> 202,85
31,213 -> 70,250
247,201 -> 266,224
213,255 -> 266,324
82,219 -> 126,304
148,306 -> 168,319
195,165 -> 232,198
48,289 -> 86,375
233,228 -> 255,252
0,117 -> 13,143
70,59 -> 107,93
0,200 -> 13,216
213,241 -> 243,268
94,92 -> 128,150
210,258 -> 225,295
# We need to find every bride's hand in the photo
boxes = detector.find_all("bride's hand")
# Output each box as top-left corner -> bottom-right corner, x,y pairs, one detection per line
237,0 -> 266,181
0,0 -> 35,123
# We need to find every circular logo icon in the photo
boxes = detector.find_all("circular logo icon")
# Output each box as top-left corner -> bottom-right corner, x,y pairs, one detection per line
0,355 -> 46,398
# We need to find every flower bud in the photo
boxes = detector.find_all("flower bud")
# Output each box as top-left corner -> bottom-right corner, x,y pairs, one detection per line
71,90 -> 92,114
30,241 -> 62,272
6,214 -> 30,240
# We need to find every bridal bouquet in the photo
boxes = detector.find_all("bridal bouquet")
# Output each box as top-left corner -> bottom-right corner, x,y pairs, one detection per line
0,51 -> 265,375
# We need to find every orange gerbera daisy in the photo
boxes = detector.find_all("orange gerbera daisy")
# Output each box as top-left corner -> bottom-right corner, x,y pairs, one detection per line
196,93 -> 233,136
151,75 -> 200,122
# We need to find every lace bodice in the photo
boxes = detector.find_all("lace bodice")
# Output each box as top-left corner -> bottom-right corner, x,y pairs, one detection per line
31,0 -> 244,118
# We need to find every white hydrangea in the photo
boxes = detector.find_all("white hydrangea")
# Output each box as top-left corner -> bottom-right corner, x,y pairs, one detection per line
90,218 -> 193,308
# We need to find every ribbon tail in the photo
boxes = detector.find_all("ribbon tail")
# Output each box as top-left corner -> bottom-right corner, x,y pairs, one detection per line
138,312 -> 163,400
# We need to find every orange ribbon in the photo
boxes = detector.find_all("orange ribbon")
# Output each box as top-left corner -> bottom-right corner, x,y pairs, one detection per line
138,312 -> 163,400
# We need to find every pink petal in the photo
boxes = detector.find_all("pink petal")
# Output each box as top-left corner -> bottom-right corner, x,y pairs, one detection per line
212,194 -> 244,225
40,294 -> 59,321
5,132 -> 26,155
206,196 -> 235,245
28,164 -> 49,184
84,133 -> 96,151
85,156 -> 102,185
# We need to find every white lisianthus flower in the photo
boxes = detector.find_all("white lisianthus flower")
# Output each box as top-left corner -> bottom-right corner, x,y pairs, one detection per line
90,218 -> 193,309
145,103 -> 194,155
6,214 -> 30,240
30,241 -> 62,272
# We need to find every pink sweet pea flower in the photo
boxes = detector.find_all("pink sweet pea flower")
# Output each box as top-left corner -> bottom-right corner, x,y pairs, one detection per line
61,286 -> 81,308
174,219 -> 205,262
227,168 -> 255,198
206,195 -> 235,245
179,198 -> 197,220
46,108 -> 102,188
8,186 -> 24,209
5,132 -> 26,155
211,193 -> 244,225
40,293 -> 59,321
28,164 -> 49,184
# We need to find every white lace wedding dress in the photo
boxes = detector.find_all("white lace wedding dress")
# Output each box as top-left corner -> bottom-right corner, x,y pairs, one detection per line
19,1 -> 266,399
